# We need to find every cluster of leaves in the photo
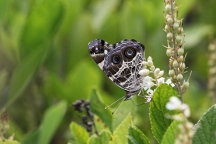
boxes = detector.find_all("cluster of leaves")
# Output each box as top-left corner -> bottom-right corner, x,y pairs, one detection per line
70,84 -> 216,144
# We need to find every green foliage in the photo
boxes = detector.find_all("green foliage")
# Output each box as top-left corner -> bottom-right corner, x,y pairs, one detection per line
70,85 -> 181,144
38,101 -> 67,144
149,84 -> 178,143
128,126 -> 150,144
90,89 -> 112,131
109,114 -> 132,144
70,122 -> 89,144
0,140 -> 20,144
192,105 -> 216,144
185,25 -> 214,48
6,0 -> 64,109
161,121 -> 181,144
88,130 -> 111,144
22,101 -> 67,144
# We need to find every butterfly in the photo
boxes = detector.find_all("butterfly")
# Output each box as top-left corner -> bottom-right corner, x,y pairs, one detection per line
88,39 -> 145,100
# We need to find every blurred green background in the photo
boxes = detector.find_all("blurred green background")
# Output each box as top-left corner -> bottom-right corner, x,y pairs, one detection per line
0,0 -> 215,143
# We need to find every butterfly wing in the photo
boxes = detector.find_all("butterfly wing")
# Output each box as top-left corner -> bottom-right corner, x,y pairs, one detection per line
88,39 -> 145,97
103,39 -> 145,94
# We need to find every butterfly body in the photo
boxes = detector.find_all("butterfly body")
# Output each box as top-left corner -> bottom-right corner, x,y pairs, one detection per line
88,39 -> 145,100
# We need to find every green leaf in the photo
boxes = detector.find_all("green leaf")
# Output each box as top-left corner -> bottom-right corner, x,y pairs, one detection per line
67,14 -> 92,70
185,25 -> 213,48
0,140 -> 20,144
149,84 -> 178,143
100,130 -> 112,144
38,101 -> 67,144
20,0 -> 64,57
22,130 -> 39,144
66,61 -> 102,102
128,126 -> 150,144
90,89 -> 113,131
120,1 -> 145,40
60,0 -> 84,34
0,0 -> 12,24
161,121 -> 181,144
88,135 -> 100,144
109,114 -> 132,144
88,130 -> 112,144
178,0 -> 196,17
112,100 -> 135,130
92,0 -> 120,32
70,122 -> 89,144
192,105 -> 216,144
7,0 -> 64,108
7,47 -> 48,108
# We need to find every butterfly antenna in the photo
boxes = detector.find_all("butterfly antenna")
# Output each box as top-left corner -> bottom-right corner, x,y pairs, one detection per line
105,96 -> 125,109
111,96 -> 126,115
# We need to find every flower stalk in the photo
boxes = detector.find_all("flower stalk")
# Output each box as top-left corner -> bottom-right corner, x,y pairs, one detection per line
208,40 -> 216,101
166,96 -> 193,144
164,0 -> 189,100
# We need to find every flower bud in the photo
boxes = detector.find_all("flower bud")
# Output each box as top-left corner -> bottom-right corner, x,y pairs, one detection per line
178,27 -> 183,33
176,35 -> 182,43
142,61 -> 148,66
169,59 -> 174,65
150,66 -> 155,71
158,71 -> 164,77
154,68 -> 160,74
166,48 -> 173,57
169,70 -> 175,76
172,76 -> 177,82
173,60 -> 179,68
177,74 -> 183,81
173,22 -> 179,30
139,69 -> 150,76
177,56 -> 184,62
164,25 -> 169,32
180,62 -> 186,70
167,17 -> 173,24
147,56 -> 153,61
165,4 -> 172,13
147,59 -> 153,66
177,48 -> 184,56
167,32 -> 173,40
182,81 -> 189,89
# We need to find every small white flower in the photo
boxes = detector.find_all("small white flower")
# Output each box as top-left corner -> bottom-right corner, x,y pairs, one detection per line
154,68 -> 161,78
143,76 -> 154,90
182,104 -> 190,117
158,70 -> 164,78
145,96 -> 152,103
147,89 -> 154,95
157,77 -> 165,85
150,66 -> 155,71
166,96 -> 191,118
147,59 -> 153,66
154,68 -> 160,74
147,56 -> 153,61
166,96 -> 182,110
142,61 -> 148,66
166,79 -> 175,87
139,69 -> 150,76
